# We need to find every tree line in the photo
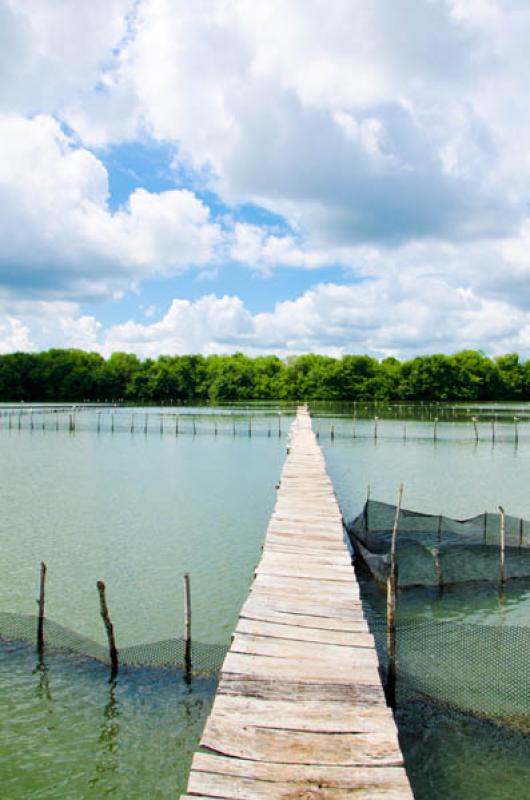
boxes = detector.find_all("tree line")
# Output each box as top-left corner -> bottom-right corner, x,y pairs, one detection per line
0,349 -> 529,403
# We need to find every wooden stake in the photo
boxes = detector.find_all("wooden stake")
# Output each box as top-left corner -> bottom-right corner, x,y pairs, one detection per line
403,423 -> 407,442
491,417 -> 496,445
192,416 -> 196,435
483,511 -> 487,544
386,483 -> 403,707
160,414 -> 164,434
175,414 -> 179,435
248,416 -> 252,437
432,547 -> 444,591
498,506 -> 506,585
278,414 -> 282,437
374,416 -> 378,441
514,416 -> 519,445
519,518 -> 523,549
184,573 -> 192,672
433,417 -> 438,442
37,561 -> 47,651
97,581 -> 119,676
111,413 -> 115,433
472,417 -> 478,443
97,411 -> 101,433
330,424 -> 335,441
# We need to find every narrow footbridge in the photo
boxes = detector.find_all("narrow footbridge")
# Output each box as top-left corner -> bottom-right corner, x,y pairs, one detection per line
182,406 -> 412,798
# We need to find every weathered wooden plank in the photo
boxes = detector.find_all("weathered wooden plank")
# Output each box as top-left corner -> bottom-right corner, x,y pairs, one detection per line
230,633 -> 379,667
235,617 -> 375,647
222,651 -> 382,686
208,695 -> 396,734
201,718 -> 404,766
217,676 -> 388,705
190,753 -> 412,795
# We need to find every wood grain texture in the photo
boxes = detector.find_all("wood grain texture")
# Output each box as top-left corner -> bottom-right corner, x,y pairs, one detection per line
181,406 -> 412,798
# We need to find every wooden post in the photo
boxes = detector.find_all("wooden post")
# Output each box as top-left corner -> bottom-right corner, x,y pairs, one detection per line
483,511 -> 487,544
192,416 -> 196,435
8,413 -> 12,430
18,411 -> 22,430
144,412 -> 148,435
160,414 -> 164,434
352,414 -> 356,439
330,424 -> 335,441
491,417 -> 496,445
248,416 -> 252,437
278,414 -> 282,437
498,506 -> 506,586
437,513 -> 442,542
232,416 -> 236,436
214,417 -> 218,436
403,423 -> 407,442
130,413 -> 135,434
433,417 -> 438,442
184,573 -> 192,673
514,416 -> 519,445
432,547 -> 444,592
472,417 -> 478,443
30,411 -> 34,430
386,483 -> 403,707
97,581 -> 119,676
374,416 -> 378,441
37,561 -> 47,651
519,518 -> 524,549
111,412 -> 115,433
97,411 -> 101,433
175,415 -> 179,435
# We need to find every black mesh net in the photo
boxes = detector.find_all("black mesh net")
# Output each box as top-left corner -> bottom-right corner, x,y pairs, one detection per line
0,612 -> 227,674
348,499 -> 530,587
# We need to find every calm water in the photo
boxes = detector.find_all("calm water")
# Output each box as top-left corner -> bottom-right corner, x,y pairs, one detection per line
2,405 -> 530,799
322,425 -> 530,800
0,411 -> 286,798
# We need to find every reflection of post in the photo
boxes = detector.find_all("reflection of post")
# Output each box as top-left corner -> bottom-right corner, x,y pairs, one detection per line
89,679 -> 120,789
184,573 -> 192,678
386,483 -> 403,708
34,648 -> 52,702
498,506 -> 506,586
97,581 -> 119,678
37,561 -> 47,651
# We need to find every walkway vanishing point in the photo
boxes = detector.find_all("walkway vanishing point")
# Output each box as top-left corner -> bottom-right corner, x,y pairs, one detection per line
182,406 -> 412,799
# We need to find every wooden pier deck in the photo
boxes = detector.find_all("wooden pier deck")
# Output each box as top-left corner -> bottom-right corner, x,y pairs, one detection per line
182,406 -> 412,799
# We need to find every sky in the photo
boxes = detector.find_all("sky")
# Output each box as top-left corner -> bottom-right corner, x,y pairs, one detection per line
2,0 -> 530,359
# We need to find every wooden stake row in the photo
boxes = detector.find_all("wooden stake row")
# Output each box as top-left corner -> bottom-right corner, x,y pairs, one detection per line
35,566 -> 193,677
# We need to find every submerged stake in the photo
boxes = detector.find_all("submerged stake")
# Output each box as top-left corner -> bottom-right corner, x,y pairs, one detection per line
37,561 -> 47,651
97,580 -> 119,676
184,573 -> 192,673
498,506 -> 506,586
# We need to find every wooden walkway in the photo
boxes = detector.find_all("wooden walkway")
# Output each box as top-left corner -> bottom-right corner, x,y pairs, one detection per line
182,406 -> 412,799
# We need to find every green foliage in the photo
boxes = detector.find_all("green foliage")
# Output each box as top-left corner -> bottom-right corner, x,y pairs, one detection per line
0,348 -> 528,402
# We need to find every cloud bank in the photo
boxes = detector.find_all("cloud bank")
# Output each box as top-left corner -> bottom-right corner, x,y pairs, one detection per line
2,0 -> 530,357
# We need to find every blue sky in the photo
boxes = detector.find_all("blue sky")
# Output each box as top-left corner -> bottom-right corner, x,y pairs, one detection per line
1,0 -> 530,358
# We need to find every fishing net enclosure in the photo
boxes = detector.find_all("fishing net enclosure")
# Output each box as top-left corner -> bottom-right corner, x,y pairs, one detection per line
348,499 -> 530,587
0,612 -> 227,674
349,501 -> 530,731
